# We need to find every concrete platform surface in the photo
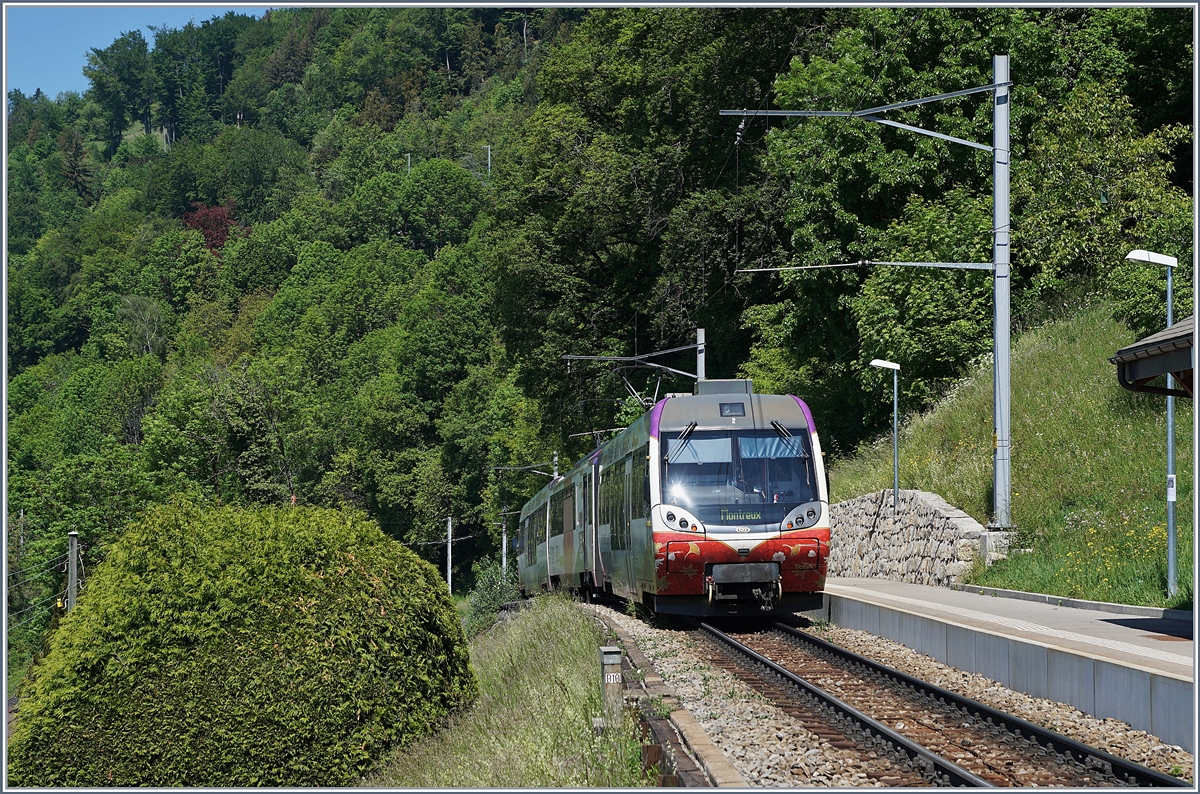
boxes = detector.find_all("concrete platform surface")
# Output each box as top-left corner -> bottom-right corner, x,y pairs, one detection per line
825,577 -> 1194,680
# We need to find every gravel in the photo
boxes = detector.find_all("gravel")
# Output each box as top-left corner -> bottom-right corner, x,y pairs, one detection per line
806,622 -> 1194,783
591,605 -> 888,787
589,605 -> 1194,786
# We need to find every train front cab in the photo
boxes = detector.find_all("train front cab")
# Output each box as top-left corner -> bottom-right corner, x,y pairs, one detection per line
647,382 -> 830,617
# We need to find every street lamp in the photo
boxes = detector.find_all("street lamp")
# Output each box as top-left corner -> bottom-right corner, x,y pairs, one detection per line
870,359 -> 901,511
1124,248 -> 1179,598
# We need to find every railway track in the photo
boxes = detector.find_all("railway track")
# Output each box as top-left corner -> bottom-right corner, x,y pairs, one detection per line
696,621 -> 1189,788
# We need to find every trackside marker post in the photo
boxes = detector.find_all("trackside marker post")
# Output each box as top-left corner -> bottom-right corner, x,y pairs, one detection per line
600,645 -> 623,714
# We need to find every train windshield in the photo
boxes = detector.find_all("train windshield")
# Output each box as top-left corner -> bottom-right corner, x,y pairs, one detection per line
661,429 -> 817,525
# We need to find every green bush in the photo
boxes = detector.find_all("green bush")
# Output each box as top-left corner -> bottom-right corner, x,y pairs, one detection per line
7,503 -> 477,786
463,556 -> 522,637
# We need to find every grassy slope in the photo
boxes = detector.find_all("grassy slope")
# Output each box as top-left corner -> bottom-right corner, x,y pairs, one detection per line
829,304 -> 1193,609
364,596 -> 647,787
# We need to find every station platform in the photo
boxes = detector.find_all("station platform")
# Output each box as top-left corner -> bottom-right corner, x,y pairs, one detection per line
804,577 -> 1194,751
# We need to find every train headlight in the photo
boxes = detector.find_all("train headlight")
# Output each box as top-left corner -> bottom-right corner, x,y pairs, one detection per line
658,505 -> 705,535
781,501 -> 824,532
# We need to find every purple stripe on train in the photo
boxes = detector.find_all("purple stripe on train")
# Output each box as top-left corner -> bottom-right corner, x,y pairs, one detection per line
789,395 -> 816,431
648,396 -> 670,440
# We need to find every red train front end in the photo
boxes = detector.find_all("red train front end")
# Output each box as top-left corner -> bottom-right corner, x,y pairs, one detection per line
647,384 -> 831,616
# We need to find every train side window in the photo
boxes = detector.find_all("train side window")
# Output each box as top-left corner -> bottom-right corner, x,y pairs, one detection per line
550,489 -> 564,537
530,503 -> 549,566
634,443 -> 650,518
581,477 -> 591,533
621,456 -> 631,548
604,466 -> 627,551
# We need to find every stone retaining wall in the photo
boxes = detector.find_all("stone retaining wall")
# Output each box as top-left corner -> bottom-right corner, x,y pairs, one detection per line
828,490 -> 1007,586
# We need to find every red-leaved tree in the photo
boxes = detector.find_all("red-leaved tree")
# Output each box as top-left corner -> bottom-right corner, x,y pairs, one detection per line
183,200 -> 242,253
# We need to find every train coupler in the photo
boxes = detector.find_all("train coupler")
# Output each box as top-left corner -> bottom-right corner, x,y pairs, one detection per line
750,579 -> 784,612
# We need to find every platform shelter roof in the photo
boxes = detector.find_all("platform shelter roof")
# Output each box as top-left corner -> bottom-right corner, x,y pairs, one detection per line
1110,315 -> 1194,399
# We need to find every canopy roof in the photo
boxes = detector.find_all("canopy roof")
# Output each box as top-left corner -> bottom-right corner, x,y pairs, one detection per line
1110,315 -> 1194,399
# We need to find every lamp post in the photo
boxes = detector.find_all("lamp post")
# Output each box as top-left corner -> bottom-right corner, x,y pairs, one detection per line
1124,248 -> 1179,598
870,359 -> 901,511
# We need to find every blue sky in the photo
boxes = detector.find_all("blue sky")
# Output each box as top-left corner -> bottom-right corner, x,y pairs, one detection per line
5,5 -> 271,98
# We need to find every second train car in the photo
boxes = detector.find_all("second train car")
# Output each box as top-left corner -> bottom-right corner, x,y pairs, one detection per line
516,379 -> 829,616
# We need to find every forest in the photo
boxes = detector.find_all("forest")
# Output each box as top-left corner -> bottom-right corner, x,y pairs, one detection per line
6,7 -> 1193,678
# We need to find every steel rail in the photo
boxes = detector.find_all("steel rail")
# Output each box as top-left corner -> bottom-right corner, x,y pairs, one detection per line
698,622 -> 993,787
774,623 -> 1190,788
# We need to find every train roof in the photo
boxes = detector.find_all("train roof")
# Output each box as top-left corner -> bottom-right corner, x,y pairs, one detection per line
518,383 -> 819,518
651,390 -> 815,435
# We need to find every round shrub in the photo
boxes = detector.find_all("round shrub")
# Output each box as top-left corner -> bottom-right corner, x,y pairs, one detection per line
7,503 -> 476,786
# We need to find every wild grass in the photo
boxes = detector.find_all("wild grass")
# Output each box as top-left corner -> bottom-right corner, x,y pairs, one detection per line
830,304 -> 1193,609
364,595 -> 649,787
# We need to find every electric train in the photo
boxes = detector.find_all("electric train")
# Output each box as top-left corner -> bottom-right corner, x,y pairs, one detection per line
515,379 -> 829,616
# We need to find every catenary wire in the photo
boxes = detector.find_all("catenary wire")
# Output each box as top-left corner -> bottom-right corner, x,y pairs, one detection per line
7,552 -> 69,579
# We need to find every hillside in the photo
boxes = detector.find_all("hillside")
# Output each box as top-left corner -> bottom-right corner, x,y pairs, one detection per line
830,303 -> 1193,609
5,7 -> 1193,685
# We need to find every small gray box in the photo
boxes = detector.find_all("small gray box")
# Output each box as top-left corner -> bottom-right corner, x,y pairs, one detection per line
695,379 -> 754,395
712,562 -> 779,584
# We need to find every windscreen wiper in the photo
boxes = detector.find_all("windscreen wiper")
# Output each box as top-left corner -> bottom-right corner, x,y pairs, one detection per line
666,421 -> 698,464
771,421 -> 808,458
772,420 -> 811,485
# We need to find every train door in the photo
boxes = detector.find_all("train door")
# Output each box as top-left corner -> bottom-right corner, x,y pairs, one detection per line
562,480 -> 577,583
616,455 -> 633,600
576,475 -> 590,590
589,462 -> 606,592
536,502 -> 549,590
548,487 -> 565,588
601,458 -> 632,601
629,443 -> 654,601
596,463 -> 613,592
518,514 -> 530,595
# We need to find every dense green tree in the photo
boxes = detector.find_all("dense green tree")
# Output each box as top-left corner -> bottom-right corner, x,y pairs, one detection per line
255,239 -> 424,379
219,193 -> 347,297
100,133 -> 165,197
55,128 -> 94,203
344,158 -> 482,253
150,22 -> 210,146
197,125 -> 314,222
83,30 -> 154,153
7,146 -> 47,254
